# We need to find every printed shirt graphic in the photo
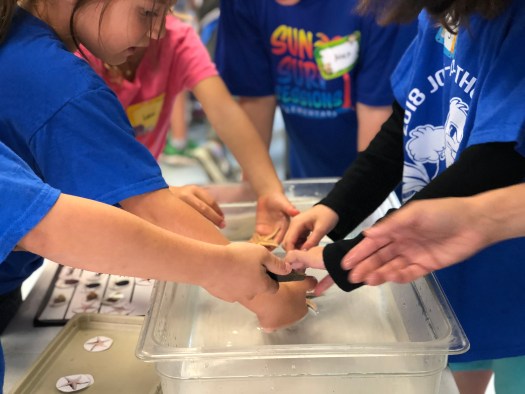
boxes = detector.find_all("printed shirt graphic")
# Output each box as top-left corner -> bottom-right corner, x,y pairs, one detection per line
126,94 -> 166,137
271,26 -> 360,119
84,15 -> 217,159
217,0 -> 415,178
391,3 -> 525,362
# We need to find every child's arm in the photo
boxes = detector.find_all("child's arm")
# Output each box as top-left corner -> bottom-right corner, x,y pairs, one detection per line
192,76 -> 298,240
120,187 -> 228,244
340,188 -> 520,286
283,101 -> 405,251
237,95 -> 278,149
18,194 -> 290,303
356,102 -> 392,151
193,76 -> 281,196
169,184 -> 225,228
117,188 -> 312,328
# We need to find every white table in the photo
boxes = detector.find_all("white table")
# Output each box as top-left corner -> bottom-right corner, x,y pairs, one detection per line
3,261 -> 460,394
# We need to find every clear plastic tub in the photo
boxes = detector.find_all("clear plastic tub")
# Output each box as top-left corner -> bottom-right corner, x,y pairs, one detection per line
137,277 -> 468,394
137,178 -> 469,394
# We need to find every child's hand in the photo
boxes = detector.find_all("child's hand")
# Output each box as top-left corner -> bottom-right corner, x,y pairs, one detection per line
242,277 -> 318,332
282,205 -> 339,251
342,198 -> 489,285
254,192 -> 300,244
284,246 -> 325,270
169,185 -> 225,228
285,246 -> 334,296
202,243 -> 291,303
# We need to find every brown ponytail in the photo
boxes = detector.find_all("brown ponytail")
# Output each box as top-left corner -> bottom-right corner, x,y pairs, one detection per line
0,0 -> 17,43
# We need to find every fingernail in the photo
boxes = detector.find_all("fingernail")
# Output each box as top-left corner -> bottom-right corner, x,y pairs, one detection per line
349,272 -> 361,283
365,278 -> 378,286
341,258 -> 353,270
306,289 -> 316,296
314,289 -> 324,297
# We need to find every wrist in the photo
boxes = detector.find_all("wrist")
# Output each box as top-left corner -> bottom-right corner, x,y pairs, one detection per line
192,244 -> 231,289
470,188 -> 523,244
240,292 -> 270,316
252,178 -> 284,198
314,204 -> 340,224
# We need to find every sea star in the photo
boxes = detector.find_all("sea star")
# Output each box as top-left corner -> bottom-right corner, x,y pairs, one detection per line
249,227 -> 280,250
56,374 -> 93,392
84,336 -> 113,352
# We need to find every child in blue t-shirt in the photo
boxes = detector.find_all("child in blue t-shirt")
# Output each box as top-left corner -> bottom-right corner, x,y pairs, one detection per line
0,140 -> 295,388
216,0 -> 416,178
283,0 -> 525,392
0,0 -> 315,365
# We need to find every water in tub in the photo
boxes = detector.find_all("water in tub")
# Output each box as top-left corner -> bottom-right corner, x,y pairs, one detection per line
164,271 -> 431,394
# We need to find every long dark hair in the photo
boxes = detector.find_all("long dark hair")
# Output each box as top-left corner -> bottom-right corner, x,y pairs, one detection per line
0,0 -> 96,45
0,0 -> 17,43
357,0 -> 510,32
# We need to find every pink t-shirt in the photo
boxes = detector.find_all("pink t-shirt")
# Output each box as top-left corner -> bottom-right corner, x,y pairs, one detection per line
85,16 -> 218,158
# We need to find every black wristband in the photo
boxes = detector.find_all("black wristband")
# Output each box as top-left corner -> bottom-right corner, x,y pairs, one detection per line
323,209 -> 398,292
323,234 -> 365,292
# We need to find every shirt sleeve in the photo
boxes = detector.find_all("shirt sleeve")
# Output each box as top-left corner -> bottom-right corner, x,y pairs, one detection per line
466,12 -> 525,153
165,16 -> 218,91
30,87 -> 168,204
355,17 -> 417,106
320,101 -> 405,240
0,143 -> 60,262
215,0 -> 274,96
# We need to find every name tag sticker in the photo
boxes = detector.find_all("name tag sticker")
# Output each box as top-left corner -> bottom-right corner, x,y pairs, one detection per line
315,32 -> 360,80
126,93 -> 165,136
435,26 -> 458,58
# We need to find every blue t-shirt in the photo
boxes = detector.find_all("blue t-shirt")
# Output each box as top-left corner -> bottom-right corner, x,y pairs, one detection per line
392,2 -> 525,362
0,9 -> 168,295
0,142 -> 60,266
0,141 -> 60,388
216,0 -> 416,178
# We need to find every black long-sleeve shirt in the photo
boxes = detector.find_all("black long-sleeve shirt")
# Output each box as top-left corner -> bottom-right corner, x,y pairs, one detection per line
320,101 -> 525,292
